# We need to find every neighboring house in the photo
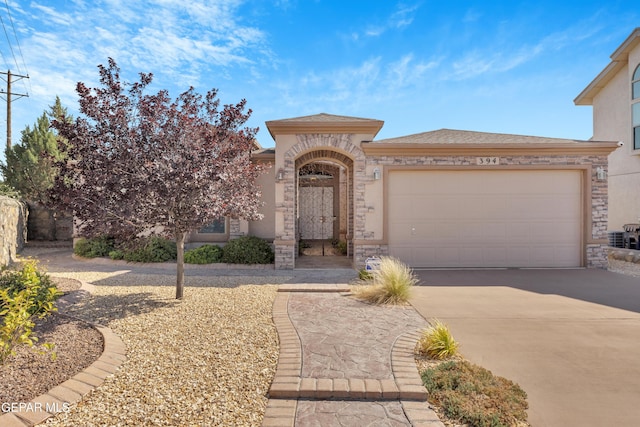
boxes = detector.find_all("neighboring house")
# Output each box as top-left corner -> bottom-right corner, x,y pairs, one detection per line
188,112 -> 617,270
575,27 -> 640,230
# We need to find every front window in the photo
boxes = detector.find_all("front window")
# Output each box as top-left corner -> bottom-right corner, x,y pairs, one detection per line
634,64 -> 640,149
199,217 -> 226,234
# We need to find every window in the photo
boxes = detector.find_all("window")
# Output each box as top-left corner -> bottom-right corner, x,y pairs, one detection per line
634,64 -> 640,100
199,217 -> 226,234
634,64 -> 640,149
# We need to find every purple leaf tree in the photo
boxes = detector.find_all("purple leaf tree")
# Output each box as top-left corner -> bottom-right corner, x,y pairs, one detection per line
49,58 -> 265,299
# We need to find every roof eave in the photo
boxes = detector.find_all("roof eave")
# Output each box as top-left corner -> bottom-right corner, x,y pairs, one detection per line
265,120 -> 385,140
574,61 -> 624,105
362,142 -> 620,156
575,27 -> 640,106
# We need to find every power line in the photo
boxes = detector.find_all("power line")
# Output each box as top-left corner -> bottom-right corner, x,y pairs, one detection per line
3,0 -> 30,94
0,15 -> 19,74
0,70 -> 29,151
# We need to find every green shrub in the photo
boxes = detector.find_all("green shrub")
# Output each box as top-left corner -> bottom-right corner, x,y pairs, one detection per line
74,236 -> 115,258
221,236 -> 274,264
417,319 -> 460,360
123,236 -> 177,263
358,269 -> 373,281
334,240 -> 348,255
0,260 -> 61,364
184,244 -> 223,264
353,256 -> 417,304
109,249 -> 125,260
421,360 -> 528,427
0,260 -> 60,316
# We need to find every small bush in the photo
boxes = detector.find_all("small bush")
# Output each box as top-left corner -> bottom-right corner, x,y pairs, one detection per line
0,260 -> 61,364
353,256 -> 417,304
358,269 -> 373,281
184,244 -> 223,264
74,236 -> 115,258
109,249 -> 125,260
0,260 -> 60,316
422,360 -> 528,427
221,236 -> 274,264
417,320 -> 460,360
334,240 -> 348,255
123,236 -> 177,263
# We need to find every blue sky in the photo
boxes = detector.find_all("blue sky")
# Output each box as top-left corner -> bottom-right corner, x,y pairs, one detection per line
0,0 -> 638,167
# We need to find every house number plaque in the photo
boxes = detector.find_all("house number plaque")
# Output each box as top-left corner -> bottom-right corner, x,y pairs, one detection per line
476,157 -> 500,165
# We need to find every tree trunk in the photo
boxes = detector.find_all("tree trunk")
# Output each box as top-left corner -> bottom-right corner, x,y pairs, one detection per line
175,230 -> 186,299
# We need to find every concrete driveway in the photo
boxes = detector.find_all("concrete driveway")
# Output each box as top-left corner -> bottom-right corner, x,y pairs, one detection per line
409,268 -> 640,427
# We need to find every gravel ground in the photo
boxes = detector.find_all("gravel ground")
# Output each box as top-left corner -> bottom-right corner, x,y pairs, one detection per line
0,312 -> 103,403
40,271 -> 280,427
608,258 -> 640,277
0,276 -> 104,404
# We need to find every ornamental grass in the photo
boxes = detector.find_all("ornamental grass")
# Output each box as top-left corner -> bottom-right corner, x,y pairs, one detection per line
417,319 -> 460,360
353,256 -> 417,305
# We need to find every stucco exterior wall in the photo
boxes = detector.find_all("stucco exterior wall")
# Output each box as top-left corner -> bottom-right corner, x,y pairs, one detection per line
248,164 -> 276,239
591,42 -> 640,229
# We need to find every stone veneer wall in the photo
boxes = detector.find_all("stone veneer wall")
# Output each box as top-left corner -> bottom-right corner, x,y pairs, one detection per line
276,134 -> 364,269
356,153 -> 609,269
0,196 -> 28,267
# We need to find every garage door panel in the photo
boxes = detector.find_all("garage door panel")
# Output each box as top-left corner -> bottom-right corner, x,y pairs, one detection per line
388,170 -> 582,268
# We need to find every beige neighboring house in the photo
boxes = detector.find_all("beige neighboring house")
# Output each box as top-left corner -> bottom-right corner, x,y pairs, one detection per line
575,27 -> 640,230
187,112 -> 617,270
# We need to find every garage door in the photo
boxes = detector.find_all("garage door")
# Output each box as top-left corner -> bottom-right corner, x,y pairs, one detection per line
388,170 -> 582,268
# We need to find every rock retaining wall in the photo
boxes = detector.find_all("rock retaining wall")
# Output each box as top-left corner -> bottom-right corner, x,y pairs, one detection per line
0,196 -> 28,266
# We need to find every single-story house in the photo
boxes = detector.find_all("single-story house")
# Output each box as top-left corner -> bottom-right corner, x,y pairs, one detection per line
187,112 -> 618,270
574,27 -> 640,231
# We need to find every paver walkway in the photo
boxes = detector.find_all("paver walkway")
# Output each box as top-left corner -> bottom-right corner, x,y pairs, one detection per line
263,284 -> 445,426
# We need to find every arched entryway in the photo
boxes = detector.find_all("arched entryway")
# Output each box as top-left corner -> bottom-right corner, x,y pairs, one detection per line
295,150 -> 354,268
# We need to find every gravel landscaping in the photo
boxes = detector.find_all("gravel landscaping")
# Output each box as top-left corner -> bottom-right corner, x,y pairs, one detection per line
22,268 -> 283,427
0,312 -> 103,403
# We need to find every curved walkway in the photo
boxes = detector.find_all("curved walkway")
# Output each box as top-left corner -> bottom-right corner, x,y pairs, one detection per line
0,282 -> 126,427
264,284 -> 444,426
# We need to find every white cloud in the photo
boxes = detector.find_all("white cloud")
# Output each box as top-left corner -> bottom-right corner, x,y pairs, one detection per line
448,22 -> 605,81
390,4 -> 419,29
28,3 -> 74,26
274,53 -> 438,113
362,2 -> 420,38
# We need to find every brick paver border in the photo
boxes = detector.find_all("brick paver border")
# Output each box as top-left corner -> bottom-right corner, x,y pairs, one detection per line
264,286 -> 444,426
0,281 -> 126,427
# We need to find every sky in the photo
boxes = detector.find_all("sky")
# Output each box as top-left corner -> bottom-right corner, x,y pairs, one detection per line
0,0 -> 638,169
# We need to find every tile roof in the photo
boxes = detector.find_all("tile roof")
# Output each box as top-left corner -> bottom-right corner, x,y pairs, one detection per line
268,113 -> 381,124
373,128 -> 592,144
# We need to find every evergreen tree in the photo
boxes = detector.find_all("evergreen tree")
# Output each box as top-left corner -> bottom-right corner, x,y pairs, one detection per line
1,97 -> 69,203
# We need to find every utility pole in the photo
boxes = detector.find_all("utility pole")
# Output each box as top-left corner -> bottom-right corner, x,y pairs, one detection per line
0,70 -> 29,151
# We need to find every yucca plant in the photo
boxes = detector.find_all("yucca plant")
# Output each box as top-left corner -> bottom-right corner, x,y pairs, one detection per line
353,256 -> 417,304
417,319 -> 460,360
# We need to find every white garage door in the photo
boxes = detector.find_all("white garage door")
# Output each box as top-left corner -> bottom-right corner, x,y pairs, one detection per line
388,170 -> 582,268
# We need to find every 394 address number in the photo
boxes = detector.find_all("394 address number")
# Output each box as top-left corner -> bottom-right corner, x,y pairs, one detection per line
476,157 -> 500,165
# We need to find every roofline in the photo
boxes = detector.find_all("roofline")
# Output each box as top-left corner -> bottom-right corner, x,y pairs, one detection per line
575,27 -> 640,105
362,142 -> 620,156
251,151 -> 275,162
265,119 -> 384,140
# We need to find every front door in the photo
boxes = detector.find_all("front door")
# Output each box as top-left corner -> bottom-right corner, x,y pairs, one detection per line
299,186 -> 334,241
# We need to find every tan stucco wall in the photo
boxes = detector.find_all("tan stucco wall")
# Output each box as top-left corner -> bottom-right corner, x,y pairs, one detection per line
249,164 -> 276,239
363,162 -> 384,239
592,42 -> 640,228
